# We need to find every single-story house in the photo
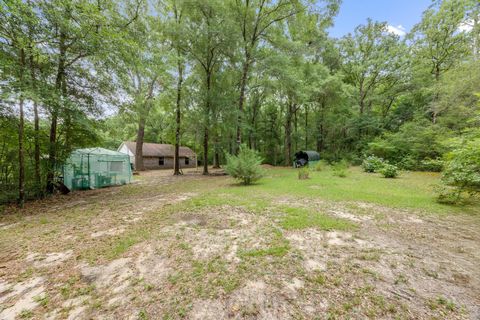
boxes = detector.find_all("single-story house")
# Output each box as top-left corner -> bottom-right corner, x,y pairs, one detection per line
118,141 -> 196,170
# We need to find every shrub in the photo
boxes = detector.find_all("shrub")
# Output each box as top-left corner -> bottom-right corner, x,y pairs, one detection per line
362,156 -> 384,173
367,120 -> 448,165
435,185 -> 462,204
378,164 -> 398,178
439,138 -> 480,200
418,159 -> 444,172
225,145 -> 264,185
298,167 -> 310,180
332,160 -> 348,178
398,155 -> 416,170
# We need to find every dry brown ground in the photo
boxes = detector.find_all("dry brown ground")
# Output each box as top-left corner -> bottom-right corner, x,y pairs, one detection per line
0,169 -> 479,320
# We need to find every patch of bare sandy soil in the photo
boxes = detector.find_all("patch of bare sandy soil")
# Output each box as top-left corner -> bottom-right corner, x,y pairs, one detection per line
0,277 -> 46,319
189,279 -> 301,320
280,199 -> 480,319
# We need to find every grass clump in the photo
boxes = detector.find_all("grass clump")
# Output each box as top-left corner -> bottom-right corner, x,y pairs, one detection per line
240,229 -> 290,258
280,206 -> 356,231
314,160 -> 329,171
332,160 -> 349,177
298,167 -> 310,180
225,145 -> 264,185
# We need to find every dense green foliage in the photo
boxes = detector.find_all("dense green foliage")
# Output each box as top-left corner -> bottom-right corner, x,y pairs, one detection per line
438,136 -> 480,202
225,145 -> 263,185
1,0 -> 480,205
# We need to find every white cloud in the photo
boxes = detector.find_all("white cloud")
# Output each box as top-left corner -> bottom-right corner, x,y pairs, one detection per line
386,24 -> 407,36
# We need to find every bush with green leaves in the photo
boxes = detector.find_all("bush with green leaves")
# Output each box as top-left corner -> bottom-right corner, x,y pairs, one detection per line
435,185 -> 462,204
298,167 -> 310,180
418,159 -> 444,172
362,155 -> 384,173
378,164 -> 398,178
367,120 -> 448,169
438,138 -> 480,202
332,160 -> 348,178
225,145 -> 264,185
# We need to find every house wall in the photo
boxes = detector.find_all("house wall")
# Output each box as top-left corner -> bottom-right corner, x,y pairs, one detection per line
143,156 -> 196,170
118,143 -> 135,166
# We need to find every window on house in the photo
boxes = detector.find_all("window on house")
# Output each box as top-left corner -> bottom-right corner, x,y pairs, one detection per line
185,157 -> 189,165
158,157 -> 165,166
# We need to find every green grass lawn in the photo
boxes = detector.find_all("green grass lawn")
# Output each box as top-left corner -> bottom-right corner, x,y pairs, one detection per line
212,166 -> 479,215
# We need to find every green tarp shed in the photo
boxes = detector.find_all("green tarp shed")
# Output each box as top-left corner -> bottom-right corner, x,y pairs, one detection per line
63,148 -> 132,191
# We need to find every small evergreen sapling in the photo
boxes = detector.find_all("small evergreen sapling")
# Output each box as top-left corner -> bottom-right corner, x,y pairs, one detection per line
225,145 -> 264,185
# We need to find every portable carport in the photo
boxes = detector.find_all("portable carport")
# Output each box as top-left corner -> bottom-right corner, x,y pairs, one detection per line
293,150 -> 320,168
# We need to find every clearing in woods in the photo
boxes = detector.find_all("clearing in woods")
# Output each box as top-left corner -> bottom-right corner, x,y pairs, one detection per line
0,167 -> 479,319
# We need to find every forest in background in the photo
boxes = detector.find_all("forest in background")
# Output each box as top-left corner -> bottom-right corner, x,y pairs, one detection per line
1,0 -> 479,206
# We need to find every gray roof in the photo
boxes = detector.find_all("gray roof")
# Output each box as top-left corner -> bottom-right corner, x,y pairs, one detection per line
123,141 -> 196,158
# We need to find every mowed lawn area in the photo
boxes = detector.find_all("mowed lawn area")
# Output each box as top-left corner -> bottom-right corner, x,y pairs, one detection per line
1,167 -> 479,319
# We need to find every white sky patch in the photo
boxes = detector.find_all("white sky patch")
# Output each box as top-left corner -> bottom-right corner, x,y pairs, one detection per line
459,19 -> 473,32
387,24 -> 407,36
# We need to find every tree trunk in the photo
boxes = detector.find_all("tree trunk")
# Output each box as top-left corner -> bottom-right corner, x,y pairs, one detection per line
18,48 -> 26,208
174,58 -> 183,175
203,127 -> 209,175
135,116 -> 146,171
236,52 -> 250,152
213,146 -> 220,168
316,101 -> 325,152
432,65 -> 441,124
47,31 -> 67,194
294,106 -> 298,153
305,105 -> 308,149
203,71 -> 212,175
212,133 -> 221,168
29,54 -> 41,194
249,95 -> 259,150
284,102 -> 293,166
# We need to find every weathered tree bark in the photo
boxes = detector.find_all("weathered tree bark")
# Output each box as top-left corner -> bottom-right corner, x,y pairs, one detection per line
174,57 -> 184,175
248,94 -> 259,150
293,106 -> 298,153
29,53 -> 41,194
135,116 -> 146,171
203,127 -> 209,175
18,48 -> 26,208
305,105 -> 308,149
18,97 -> 25,207
316,101 -> 325,152
432,65 -> 441,124
203,72 -> 212,175
213,136 -> 220,168
47,31 -> 67,194
236,53 -> 250,151
284,102 -> 294,166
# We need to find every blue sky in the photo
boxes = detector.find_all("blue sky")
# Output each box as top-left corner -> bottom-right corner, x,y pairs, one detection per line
328,0 -> 433,38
